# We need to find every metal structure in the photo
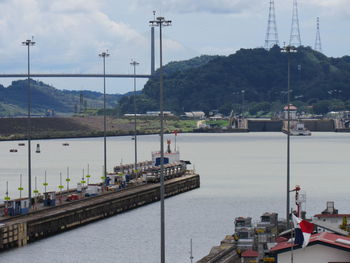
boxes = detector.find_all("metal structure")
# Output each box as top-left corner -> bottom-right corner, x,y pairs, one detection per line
281,45 -> 297,228
314,17 -> 322,53
22,39 -> 35,208
149,16 -> 172,263
264,0 -> 279,50
0,73 -> 149,78
130,60 -> 140,175
151,11 -> 156,75
289,0 -> 302,47
99,51 -> 110,184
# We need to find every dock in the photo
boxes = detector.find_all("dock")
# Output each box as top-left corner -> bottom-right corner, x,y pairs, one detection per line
0,173 -> 200,251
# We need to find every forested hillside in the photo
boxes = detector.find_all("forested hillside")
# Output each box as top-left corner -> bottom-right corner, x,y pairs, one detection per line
118,47 -> 350,115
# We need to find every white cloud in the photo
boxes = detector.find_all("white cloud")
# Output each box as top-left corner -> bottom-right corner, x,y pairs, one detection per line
133,0 -> 262,14
301,0 -> 350,17
0,0 -> 148,73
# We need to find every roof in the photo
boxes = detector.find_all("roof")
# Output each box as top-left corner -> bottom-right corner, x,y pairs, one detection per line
241,249 -> 259,257
314,214 -> 350,218
270,232 -> 350,254
283,104 -> 297,110
312,220 -> 349,236
276,236 -> 288,243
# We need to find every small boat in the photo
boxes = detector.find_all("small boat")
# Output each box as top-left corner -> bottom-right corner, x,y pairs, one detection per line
9,149 -> 18,153
290,123 -> 311,136
62,143 -> 69,146
18,143 -> 25,146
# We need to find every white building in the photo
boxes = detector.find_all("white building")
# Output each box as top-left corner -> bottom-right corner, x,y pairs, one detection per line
313,201 -> 350,232
183,111 -> 205,119
283,104 -> 298,120
270,232 -> 350,263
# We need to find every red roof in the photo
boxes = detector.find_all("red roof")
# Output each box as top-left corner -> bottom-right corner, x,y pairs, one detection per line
270,232 -> 350,253
314,214 -> 350,218
283,104 -> 297,110
241,249 -> 259,257
276,236 -> 288,243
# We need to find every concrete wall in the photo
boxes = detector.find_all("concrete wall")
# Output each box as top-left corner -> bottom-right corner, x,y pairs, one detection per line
0,174 -> 200,251
303,120 -> 335,132
248,120 -> 283,132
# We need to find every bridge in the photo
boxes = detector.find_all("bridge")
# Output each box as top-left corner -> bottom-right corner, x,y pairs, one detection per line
0,73 -> 151,79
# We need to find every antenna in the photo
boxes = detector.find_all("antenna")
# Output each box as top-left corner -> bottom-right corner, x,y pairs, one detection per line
314,17 -> 322,53
189,238 -> 194,263
289,0 -> 302,47
264,0 -> 279,50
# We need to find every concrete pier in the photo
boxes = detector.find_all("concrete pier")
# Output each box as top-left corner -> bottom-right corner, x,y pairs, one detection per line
0,173 -> 200,251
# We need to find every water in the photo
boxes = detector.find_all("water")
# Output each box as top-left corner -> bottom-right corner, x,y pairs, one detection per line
0,132 -> 349,262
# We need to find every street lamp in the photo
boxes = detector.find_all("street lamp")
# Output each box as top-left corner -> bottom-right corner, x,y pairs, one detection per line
99,51 -> 110,185
130,60 -> 140,177
22,39 -> 35,208
281,45 -> 297,228
149,16 -> 171,263
241,89 -> 245,118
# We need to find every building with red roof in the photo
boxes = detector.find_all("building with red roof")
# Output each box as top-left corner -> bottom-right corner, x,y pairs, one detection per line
241,249 -> 259,263
270,232 -> 350,263
313,201 -> 350,233
283,104 -> 298,120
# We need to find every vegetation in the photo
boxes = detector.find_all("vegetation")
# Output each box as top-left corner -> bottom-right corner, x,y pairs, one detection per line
0,79 -> 124,116
118,46 -> 350,116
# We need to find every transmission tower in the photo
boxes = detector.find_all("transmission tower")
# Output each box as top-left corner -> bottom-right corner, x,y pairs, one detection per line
289,0 -> 301,47
314,17 -> 322,52
264,0 -> 279,50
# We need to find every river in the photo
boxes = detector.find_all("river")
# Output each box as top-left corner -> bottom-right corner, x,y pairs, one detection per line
0,132 -> 349,262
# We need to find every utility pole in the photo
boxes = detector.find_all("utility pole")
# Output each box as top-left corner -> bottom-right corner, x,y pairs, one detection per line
281,45 -> 297,228
99,51 -> 110,184
149,16 -> 172,263
151,11 -> 156,75
130,60 -> 140,177
22,38 -> 35,208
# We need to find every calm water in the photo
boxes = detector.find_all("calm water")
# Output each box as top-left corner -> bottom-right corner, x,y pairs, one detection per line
0,133 -> 349,262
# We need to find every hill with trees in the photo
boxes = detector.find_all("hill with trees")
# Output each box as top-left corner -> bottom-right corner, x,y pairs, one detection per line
0,79 -> 124,116
117,47 -> 350,116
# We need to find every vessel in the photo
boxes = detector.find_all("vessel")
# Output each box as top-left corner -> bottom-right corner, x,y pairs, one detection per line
290,122 -> 311,136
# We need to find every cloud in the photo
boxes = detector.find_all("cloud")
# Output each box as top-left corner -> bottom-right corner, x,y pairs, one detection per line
0,0 -> 148,73
132,0 -> 261,14
301,0 -> 350,17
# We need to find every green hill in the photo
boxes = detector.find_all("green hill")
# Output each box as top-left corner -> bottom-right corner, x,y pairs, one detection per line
0,79 -> 124,116
118,47 -> 350,115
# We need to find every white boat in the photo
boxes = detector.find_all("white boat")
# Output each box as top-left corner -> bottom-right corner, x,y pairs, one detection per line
290,122 -> 311,136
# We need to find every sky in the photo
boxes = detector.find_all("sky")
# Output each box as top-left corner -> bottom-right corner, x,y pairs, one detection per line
0,0 -> 349,94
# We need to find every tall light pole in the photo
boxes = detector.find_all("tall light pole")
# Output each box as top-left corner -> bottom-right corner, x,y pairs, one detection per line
22,39 -> 35,207
149,16 -> 171,263
281,45 -> 297,228
130,60 -> 139,177
99,51 -> 110,184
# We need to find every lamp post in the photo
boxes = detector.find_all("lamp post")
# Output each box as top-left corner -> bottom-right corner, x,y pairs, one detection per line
281,45 -> 297,228
99,51 -> 110,184
22,39 -> 35,207
130,60 -> 139,177
149,16 -> 171,263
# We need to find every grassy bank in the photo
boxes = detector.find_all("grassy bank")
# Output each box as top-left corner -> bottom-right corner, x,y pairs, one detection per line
0,117 -> 198,141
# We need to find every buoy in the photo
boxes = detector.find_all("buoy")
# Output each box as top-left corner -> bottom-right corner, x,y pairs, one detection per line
36,144 -> 41,153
